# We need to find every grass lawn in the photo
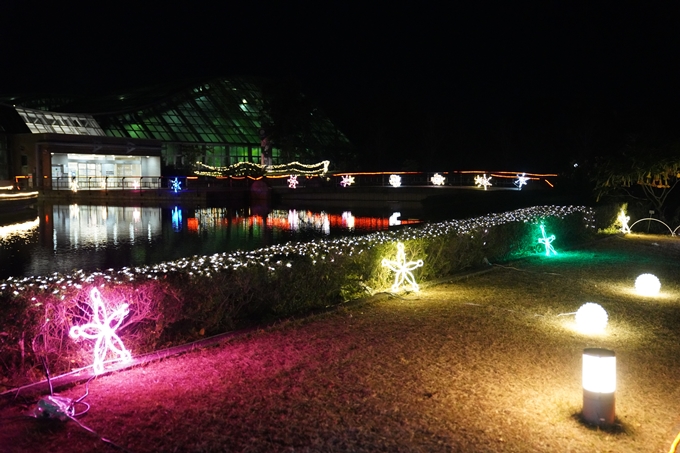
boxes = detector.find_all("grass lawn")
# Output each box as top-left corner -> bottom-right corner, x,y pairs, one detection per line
1,233 -> 679,452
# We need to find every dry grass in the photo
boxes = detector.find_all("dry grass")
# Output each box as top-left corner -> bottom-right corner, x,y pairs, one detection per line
1,234 -> 680,452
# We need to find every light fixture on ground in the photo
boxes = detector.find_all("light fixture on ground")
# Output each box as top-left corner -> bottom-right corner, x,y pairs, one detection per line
582,348 -> 616,425
635,273 -> 661,296
574,302 -> 608,334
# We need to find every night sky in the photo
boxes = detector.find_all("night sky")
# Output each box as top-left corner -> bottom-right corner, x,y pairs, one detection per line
2,2 -> 679,171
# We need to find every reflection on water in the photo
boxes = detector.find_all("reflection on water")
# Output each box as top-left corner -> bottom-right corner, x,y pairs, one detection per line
0,203 -> 420,280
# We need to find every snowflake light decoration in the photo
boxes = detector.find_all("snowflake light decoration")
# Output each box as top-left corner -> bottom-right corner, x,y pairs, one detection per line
389,174 -> 402,187
381,242 -> 424,292
69,288 -> 132,375
171,177 -> 182,193
474,174 -> 492,190
340,175 -> 355,187
538,224 -> 557,256
430,173 -> 446,186
514,173 -> 529,190
287,175 -> 299,189
617,209 -> 631,234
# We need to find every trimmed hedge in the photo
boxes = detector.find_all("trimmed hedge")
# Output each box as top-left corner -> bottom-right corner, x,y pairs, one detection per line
0,205 -> 597,387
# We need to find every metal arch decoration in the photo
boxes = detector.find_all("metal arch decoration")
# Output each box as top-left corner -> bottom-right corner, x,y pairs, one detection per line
69,288 -> 132,375
381,242 -> 424,292
629,218 -> 674,235
430,173 -> 446,186
514,173 -> 529,190
287,175 -> 299,189
538,224 -> 557,256
474,174 -> 492,190
340,175 -> 355,187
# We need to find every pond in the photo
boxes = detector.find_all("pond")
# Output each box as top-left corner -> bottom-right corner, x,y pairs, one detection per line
0,202 -> 425,280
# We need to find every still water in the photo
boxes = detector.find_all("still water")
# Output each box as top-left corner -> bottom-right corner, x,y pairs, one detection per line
0,203 -> 422,280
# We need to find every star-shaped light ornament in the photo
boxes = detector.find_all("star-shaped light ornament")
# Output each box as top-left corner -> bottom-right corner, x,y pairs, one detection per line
430,173 -> 446,186
381,242 -> 424,292
171,177 -> 182,193
287,175 -> 299,189
389,174 -> 402,187
340,175 -> 355,187
538,224 -> 557,256
69,288 -> 132,375
617,209 -> 631,234
474,174 -> 492,190
514,173 -> 529,190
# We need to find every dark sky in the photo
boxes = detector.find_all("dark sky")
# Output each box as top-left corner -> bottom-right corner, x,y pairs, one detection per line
2,2 -> 680,171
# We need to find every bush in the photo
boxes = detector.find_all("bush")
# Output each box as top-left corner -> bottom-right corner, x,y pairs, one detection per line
0,205 -> 596,387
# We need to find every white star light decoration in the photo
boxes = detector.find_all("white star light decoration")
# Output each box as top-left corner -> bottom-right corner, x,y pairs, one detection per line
538,224 -> 557,256
340,175 -> 355,187
69,288 -> 132,375
474,174 -> 492,190
171,177 -> 182,193
389,174 -> 402,187
514,173 -> 529,190
617,209 -> 631,234
381,242 -> 424,292
430,173 -> 446,186
287,175 -> 299,189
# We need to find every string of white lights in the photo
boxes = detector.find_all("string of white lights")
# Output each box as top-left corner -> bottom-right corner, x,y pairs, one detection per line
0,205 -> 595,298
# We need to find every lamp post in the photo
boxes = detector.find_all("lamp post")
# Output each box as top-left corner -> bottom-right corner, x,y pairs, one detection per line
582,348 -> 616,425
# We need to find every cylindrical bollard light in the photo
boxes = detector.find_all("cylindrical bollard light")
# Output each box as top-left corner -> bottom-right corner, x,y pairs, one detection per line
582,348 -> 616,425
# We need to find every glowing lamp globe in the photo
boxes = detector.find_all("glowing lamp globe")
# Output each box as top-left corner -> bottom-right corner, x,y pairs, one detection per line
574,303 -> 608,334
635,273 -> 660,296
582,348 -> 616,425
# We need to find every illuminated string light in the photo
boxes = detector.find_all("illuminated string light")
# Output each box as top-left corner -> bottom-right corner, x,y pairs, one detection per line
0,206 -> 595,298
617,209 -> 631,234
194,160 -> 330,178
474,174 -> 492,190
430,173 -> 446,186
514,173 -> 529,190
171,178 -> 182,193
340,175 -> 355,187
69,288 -> 132,374
389,175 -> 402,187
538,224 -> 557,256
381,242 -> 424,292
287,175 -> 299,189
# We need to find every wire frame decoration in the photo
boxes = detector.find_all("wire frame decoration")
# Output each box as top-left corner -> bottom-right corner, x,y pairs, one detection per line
381,242 -> 424,292
70,288 -> 132,375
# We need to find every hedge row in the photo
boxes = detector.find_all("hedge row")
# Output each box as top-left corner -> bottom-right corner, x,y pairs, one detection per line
0,205 -> 598,387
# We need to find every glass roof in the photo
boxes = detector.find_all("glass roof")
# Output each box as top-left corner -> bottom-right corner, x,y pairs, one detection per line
90,77 -> 349,148
15,107 -> 105,136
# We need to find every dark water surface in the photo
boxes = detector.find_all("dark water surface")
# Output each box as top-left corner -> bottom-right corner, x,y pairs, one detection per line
0,202 -> 425,280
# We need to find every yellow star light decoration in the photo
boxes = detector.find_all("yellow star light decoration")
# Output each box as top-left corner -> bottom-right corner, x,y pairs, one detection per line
69,288 -> 132,374
381,242 -> 424,292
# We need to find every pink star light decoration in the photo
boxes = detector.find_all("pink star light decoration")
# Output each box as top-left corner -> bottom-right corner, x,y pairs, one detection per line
70,288 -> 132,374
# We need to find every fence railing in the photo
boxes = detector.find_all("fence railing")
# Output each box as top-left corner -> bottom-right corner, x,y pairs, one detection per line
52,176 -> 163,191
